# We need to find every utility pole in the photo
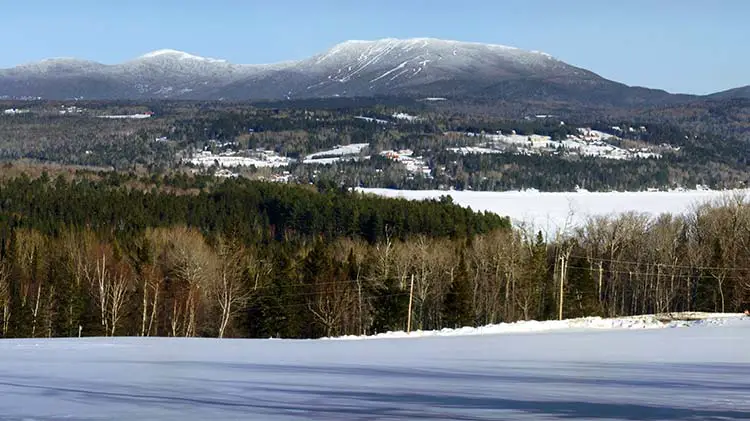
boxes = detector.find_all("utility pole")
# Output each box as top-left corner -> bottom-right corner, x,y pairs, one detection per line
598,261 -> 604,303
407,273 -> 415,333
558,254 -> 567,320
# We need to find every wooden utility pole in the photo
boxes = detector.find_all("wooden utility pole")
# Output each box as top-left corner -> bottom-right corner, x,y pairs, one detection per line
407,274 -> 415,333
598,261 -> 604,302
558,254 -> 567,320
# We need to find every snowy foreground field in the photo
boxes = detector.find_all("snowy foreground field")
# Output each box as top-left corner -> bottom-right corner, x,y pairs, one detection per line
1,313 -> 748,420
358,187 -> 750,233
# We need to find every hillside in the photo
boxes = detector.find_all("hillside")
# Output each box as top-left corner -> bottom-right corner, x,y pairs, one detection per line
1,99 -> 749,192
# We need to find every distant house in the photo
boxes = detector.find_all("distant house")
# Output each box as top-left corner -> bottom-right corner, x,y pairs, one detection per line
4,108 -> 30,115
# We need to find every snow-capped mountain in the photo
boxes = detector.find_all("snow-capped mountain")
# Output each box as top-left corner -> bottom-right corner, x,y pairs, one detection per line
0,48 -> 284,100
217,38 -> 593,100
0,38 -> 697,103
111,50 -> 279,98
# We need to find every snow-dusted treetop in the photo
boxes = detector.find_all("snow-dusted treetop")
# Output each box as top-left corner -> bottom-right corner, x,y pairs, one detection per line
138,49 -> 228,63
335,37 -> 522,51
312,37 -> 558,67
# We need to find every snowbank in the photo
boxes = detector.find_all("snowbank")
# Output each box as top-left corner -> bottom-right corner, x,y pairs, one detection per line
326,312 -> 746,340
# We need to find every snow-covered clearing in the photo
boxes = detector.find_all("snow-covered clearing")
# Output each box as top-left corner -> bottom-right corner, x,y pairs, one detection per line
357,187 -> 750,234
1,313 -> 747,420
379,149 -> 431,176
354,116 -> 390,124
3,108 -> 31,115
98,113 -> 152,119
392,112 -> 420,121
188,150 -> 294,168
447,146 -> 503,154
303,143 -> 369,164
452,129 -> 665,160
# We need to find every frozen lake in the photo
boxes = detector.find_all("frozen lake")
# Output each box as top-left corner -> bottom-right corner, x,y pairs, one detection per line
1,315 -> 748,420
357,187 -> 750,234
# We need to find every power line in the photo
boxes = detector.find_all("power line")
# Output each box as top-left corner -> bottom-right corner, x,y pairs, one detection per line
564,264 -> 750,281
245,291 -> 411,309
567,254 -> 750,273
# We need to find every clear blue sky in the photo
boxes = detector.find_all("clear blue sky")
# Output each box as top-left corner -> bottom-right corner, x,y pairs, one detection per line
1,0 -> 746,94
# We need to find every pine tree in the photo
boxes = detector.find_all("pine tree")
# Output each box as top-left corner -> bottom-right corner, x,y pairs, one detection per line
443,252 -> 473,328
565,253 -> 601,318
371,277 -> 409,334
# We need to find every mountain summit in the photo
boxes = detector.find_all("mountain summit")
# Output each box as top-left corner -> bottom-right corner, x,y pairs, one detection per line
0,38 -> 713,104
137,49 -> 226,62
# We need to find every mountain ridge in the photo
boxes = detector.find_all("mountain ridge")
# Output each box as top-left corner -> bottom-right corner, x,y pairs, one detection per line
706,85 -> 750,100
0,38 -> 744,103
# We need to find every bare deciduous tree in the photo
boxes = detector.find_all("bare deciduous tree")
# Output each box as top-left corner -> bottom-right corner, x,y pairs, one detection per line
108,263 -> 132,336
212,237 -> 252,338
0,263 -> 10,336
163,226 -> 215,337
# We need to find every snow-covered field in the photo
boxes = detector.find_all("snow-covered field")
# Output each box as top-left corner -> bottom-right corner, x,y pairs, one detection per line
358,187 -> 750,234
98,113 -> 152,119
188,150 -> 294,168
3,108 -> 31,115
354,116 -> 390,124
392,112 -> 420,122
379,149 -> 432,176
450,128 -> 667,160
303,143 -> 369,164
1,313 -> 747,420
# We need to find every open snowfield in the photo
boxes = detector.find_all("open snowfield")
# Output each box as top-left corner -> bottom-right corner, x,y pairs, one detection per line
357,188 -> 750,234
1,314 -> 748,420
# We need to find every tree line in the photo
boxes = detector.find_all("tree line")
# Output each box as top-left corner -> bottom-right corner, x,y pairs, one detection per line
0,173 -> 747,339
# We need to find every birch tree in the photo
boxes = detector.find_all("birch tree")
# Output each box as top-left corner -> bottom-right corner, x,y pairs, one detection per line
0,263 -> 10,336
212,237 -> 253,338
164,226 -> 214,337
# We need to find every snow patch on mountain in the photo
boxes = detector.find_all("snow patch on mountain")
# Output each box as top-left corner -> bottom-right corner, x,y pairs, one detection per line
371,61 -> 408,83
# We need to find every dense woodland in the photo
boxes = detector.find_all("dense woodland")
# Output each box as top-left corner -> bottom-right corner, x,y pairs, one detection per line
0,172 -> 747,339
1,98 -> 750,191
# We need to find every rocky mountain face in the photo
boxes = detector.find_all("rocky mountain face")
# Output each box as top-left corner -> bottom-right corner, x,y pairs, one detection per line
0,38 -> 724,105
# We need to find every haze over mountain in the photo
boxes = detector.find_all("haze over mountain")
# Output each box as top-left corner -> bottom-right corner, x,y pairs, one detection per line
0,38 -> 746,104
